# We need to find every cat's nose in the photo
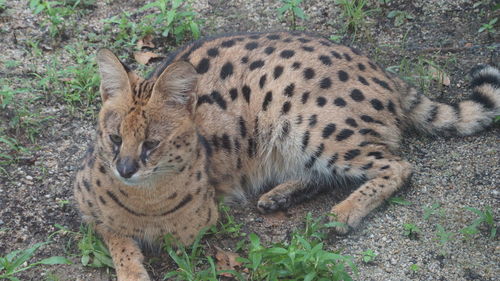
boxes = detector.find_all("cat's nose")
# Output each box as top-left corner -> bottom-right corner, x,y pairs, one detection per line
116,157 -> 139,178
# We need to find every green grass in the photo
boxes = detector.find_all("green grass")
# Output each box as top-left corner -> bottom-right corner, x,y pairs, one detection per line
403,223 -> 421,240
361,249 -> 377,264
335,0 -> 372,39
0,242 -> 71,281
277,0 -> 308,30
77,225 -> 113,268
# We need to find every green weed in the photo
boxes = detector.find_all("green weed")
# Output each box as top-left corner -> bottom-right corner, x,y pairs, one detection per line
335,0 -> 371,39
277,0 -> 308,30
478,18 -> 498,34
0,0 -> 6,13
239,213 -> 356,281
102,12 -> 140,49
361,249 -> 377,264
461,206 -> 496,239
409,263 -> 420,272
210,203 -> 245,239
388,197 -> 412,206
422,203 -> 442,221
29,0 -> 76,38
77,225 -> 113,268
140,0 -> 201,43
0,242 -> 71,281
403,223 -> 421,240
387,10 -> 414,26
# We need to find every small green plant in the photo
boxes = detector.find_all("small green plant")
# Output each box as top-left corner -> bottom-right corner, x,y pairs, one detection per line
211,203 -> 245,238
29,0 -> 76,38
77,225 -> 113,268
387,10 -> 414,26
163,228 -> 230,280
409,263 -> 420,272
461,206 -> 497,239
388,197 -> 412,206
478,17 -> 498,33
0,242 -> 71,280
403,223 -> 421,240
239,213 -> 356,280
102,12 -> 140,48
361,249 -> 377,264
335,0 -> 371,38
277,0 -> 308,30
140,0 -> 201,43
434,224 -> 454,255
0,0 -> 6,13
423,202 -> 442,220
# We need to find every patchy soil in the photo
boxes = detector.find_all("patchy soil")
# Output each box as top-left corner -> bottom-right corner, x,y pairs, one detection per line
0,0 -> 499,280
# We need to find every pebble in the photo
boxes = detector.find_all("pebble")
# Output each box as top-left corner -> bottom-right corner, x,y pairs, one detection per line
26,175 -> 33,180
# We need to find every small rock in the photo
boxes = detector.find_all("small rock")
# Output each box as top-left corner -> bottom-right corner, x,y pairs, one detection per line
390,258 -> 398,265
26,175 -> 33,180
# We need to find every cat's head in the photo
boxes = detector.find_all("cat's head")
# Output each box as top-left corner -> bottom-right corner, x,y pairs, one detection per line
95,49 -> 199,185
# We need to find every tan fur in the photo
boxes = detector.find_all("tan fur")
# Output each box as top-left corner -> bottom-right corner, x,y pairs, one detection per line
74,32 -> 500,280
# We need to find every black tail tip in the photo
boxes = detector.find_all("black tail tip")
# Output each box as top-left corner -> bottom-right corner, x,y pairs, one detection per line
470,64 -> 500,88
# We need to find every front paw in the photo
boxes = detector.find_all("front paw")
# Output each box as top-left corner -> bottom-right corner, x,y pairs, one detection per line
116,263 -> 150,281
329,200 -> 362,235
257,193 -> 290,213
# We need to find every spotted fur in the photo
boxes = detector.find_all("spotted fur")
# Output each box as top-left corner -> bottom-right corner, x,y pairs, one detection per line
74,32 -> 500,281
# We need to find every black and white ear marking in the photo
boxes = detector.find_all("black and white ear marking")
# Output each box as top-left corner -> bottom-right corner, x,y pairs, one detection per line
150,61 -> 199,112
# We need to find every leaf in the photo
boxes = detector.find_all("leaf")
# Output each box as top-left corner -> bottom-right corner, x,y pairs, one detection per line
36,256 -> 72,265
388,197 -> 412,205
137,34 -> 155,49
387,10 -> 398,18
81,255 -> 89,266
133,51 -> 162,65
214,246 -> 242,278
428,65 -> 450,86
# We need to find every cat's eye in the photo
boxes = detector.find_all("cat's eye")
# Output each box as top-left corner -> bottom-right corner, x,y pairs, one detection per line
143,140 -> 160,150
109,134 -> 122,145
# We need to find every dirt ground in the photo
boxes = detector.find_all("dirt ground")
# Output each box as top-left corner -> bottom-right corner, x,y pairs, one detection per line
0,0 -> 499,280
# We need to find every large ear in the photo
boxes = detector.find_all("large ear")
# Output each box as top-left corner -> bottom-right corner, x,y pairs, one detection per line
150,61 -> 199,112
96,49 -> 132,102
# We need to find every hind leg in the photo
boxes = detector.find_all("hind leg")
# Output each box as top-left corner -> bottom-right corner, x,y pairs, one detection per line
257,180 -> 320,213
331,157 -> 412,233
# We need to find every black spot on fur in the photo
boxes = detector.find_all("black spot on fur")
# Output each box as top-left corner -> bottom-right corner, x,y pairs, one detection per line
301,92 -> 310,104
247,138 -> 256,158
471,73 -> 500,88
284,83 -> 295,97
305,143 -> 325,169
280,50 -> 295,59
380,165 -> 390,170
334,97 -> 347,107
350,89 -> 365,101
281,120 -> 290,137
282,101 -> 291,114
338,70 -> 349,82
241,56 -> 249,64
367,151 -> 384,159
322,123 -> 336,138
264,46 -> 275,55
336,129 -> 354,141
295,115 -> 303,125
370,99 -> 384,111
358,76 -> 369,85
298,37 -> 311,43
320,40 -> 332,46
301,131 -> 310,151
330,50 -> 342,59
426,105 -> 439,123
196,58 -> 210,74
242,85 -> 251,103
302,46 -> 314,52
99,165 -> 106,174
210,91 -> 227,110
249,34 -> 260,39
262,91 -> 273,111
267,34 -> 280,40
207,48 -> 219,57
358,63 -> 366,71
221,39 -> 235,48
99,195 -> 107,205
249,60 -> 265,70
327,153 -> 339,168
274,65 -> 284,79
292,62 -> 301,69
316,97 -> 327,107
238,117 -> 247,138
245,42 -> 259,50
372,77 -> 393,91
387,100 -> 396,114
319,55 -> 332,66
259,74 -> 267,89
221,134 -> 232,151
362,162 -> 373,170
343,53 -> 352,61
368,62 -> 378,70
220,62 -> 233,80
304,68 -> 315,80
359,128 -> 380,137
319,78 -> 332,89
345,118 -> 358,127
229,88 -> 238,101
344,149 -> 361,160
308,114 -> 318,128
